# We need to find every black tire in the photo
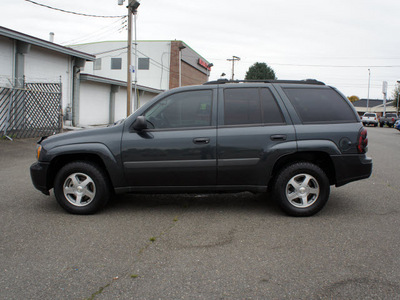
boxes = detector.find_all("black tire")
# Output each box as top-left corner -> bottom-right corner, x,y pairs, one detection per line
54,161 -> 111,214
273,162 -> 330,217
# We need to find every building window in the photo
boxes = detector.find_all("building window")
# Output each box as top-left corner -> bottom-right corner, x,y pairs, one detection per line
111,57 -> 122,70
138,58 -> 150,70
93,58 -> 102,70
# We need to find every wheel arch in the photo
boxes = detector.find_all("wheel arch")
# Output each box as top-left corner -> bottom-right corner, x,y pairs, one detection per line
269,151 -> 336,186
44,144 -> 125,192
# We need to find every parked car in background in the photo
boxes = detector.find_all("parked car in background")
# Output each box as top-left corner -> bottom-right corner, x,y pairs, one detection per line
394,119 -> 400,131
361,113 -> 378,127
379,113 -> 399,128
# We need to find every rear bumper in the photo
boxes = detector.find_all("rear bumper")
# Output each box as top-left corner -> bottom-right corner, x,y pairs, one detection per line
332,154 -> 372,187
30,161 -> 51,195
362,121 -> 377,125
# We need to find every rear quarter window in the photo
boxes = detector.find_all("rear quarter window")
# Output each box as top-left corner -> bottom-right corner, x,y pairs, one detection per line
283,87 -> 357,124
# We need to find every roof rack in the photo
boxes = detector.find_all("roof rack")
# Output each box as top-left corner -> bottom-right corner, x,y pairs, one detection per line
203,79 -> 325,85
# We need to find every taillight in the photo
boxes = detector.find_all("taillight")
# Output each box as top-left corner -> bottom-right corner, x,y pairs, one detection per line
357,128 -> 368,154
392,118 -> 395,122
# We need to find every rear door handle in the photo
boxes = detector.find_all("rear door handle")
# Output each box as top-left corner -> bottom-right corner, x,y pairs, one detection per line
270,134 -> 287,141
193,137 -> 210,144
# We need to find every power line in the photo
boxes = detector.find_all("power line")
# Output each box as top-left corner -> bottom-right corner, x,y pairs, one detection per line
61,17 -> 127,45
269,63 -> 400,68
24,0 -> 126,18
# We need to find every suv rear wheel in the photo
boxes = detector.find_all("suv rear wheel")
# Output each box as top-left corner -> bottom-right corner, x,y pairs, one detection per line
273,162 -> 330,217
54,161 -> 110,214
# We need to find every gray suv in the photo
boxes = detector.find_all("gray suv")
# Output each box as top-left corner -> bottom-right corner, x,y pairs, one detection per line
30,79 -> 372,216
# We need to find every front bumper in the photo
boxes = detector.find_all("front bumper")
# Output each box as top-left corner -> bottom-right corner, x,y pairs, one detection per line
30,161 -> 51,195
332,154 -> 373,187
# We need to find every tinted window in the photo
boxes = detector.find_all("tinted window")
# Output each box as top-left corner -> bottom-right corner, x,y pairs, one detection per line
260,88 -> 285,124
283,88 -> 357,123
224,88 -> 261,125
144,90 -> 212,129
224,88 -> 284,125
364,113 -> 375,117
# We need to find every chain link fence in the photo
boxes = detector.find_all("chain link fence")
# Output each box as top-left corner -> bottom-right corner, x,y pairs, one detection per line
0,78 -> 62,140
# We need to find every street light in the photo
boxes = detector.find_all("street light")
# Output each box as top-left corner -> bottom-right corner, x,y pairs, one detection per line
119,0 -> 140,116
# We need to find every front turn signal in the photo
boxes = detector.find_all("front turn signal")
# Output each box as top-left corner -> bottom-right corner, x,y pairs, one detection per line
37,145 -> 42,160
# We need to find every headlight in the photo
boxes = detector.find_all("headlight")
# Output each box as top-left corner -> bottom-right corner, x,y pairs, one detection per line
36,145 -> 42,160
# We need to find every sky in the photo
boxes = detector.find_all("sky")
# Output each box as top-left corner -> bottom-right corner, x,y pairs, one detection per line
2,0 -> 400,100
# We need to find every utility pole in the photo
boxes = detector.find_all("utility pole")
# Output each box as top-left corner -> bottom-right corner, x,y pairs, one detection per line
382,81 -> 387,117
119,0 -> 140,117
133,9 -> 138,111
397,81 -> 400,114
126,7 -> 132,117
227,56 -> 240,80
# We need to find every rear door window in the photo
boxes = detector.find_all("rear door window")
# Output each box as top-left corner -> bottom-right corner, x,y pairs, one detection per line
283,88 -> 357,124
223,88 -> 285,126
224,88 -> 261,125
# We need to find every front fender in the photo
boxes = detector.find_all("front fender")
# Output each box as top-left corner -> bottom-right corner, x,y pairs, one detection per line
45,143 -> 126,189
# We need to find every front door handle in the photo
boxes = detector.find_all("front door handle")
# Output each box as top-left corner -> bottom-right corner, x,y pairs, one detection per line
270,134 -> 287,141
193,137 -> 210,144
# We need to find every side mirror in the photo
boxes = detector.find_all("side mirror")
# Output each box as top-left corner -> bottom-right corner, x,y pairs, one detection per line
133,116 -> 148,131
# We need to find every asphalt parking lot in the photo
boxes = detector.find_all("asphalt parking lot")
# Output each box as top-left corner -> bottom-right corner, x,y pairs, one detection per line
1,127 -> 399,300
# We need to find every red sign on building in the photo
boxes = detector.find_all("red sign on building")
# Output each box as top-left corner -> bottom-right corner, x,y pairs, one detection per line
198,58 -> 211,71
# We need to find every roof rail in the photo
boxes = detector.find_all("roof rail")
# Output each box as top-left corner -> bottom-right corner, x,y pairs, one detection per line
203,79 -> 325,85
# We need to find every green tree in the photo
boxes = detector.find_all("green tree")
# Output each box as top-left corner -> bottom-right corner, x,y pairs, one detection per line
245,62 -> 277,80
347,95 -> 360,103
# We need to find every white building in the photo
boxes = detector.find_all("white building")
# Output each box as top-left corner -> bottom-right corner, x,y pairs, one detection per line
70,40 -> 212,93
0,26 -> 94,114
1,27 -> 212,131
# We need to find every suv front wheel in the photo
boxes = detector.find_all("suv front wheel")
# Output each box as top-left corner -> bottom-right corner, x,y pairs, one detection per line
54,161 -> 110,214
273,162 -> 330,217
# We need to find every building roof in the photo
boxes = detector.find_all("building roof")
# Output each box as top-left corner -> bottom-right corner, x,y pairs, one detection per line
352,98 -> 397,113
80,73 -> 165,94
0,26 -> 95,61
352,99 -> 384,108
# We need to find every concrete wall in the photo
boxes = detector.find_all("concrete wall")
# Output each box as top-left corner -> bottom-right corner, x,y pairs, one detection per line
0,38 -> 73,123
79,81 -> 110,126
0,36 -> 14,83
24,45 -> 72,110
79,80 -> 159,126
